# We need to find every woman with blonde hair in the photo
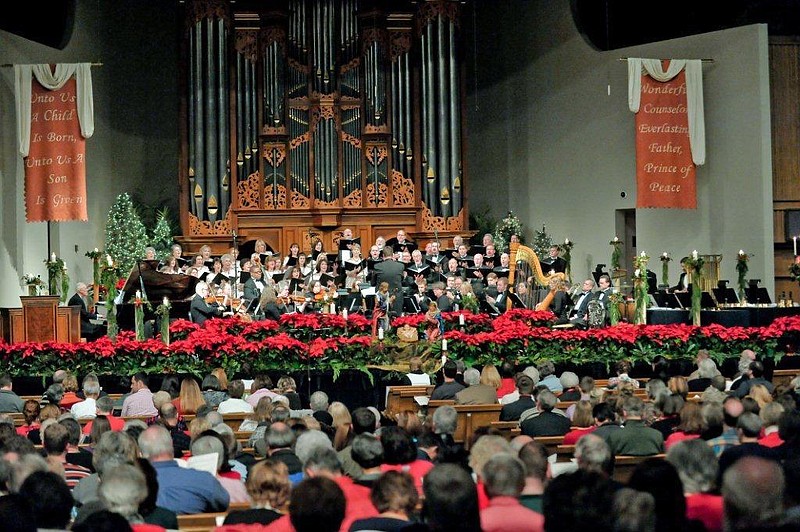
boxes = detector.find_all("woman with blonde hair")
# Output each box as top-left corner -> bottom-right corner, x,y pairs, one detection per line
562,400 -> 596,445
173,378 -> 206,415
60,374 -> 82,409
223,460 -> 290,525
276,376 -> 301,410
747,384 -> 773,410
480,364 -> 502,392
329,401 -> 353,451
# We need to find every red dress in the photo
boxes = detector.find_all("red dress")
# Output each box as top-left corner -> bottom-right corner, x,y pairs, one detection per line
562,426 -> 596,445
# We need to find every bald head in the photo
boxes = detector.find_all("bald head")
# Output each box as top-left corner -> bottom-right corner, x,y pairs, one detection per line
138,425 -> 174,461
723,456 -> 784,530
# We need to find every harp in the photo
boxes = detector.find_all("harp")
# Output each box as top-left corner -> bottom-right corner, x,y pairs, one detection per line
508,242 -> 567,311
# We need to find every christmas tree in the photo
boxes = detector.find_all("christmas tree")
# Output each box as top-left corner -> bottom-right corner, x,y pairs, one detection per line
105,193 -> 148,274
532,225 -> 553,259
150,208 -> 175,259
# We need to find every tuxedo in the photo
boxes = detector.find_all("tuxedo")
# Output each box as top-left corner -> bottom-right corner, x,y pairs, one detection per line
541,256 -> 567,274
243,278 -> 265,302
569,290 -> 594,325
670,272 -> 690,292
551,291 -> 573,321
493,290 -> 509,314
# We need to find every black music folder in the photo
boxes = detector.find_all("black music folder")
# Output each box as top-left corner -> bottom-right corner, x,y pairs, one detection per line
466,266 -> 492,280
344,259 -> 365,272
405,263 -> 431,277
318,273 -> 336,286
338,237 -> 361,250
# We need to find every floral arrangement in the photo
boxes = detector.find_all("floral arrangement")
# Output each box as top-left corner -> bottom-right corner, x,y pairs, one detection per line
44,254 -> 70,303
607,292 -> 625,325
0,308 -> 799,378
460,292 -> 479,314
684,250 -> 705,326
21,273 -> 45,296
660,252 -> 672,287
560,238 -> 574,280
736,250 -> 749,302
632,251 -> 650,325
610,237 -> 622,271
494,211 -> 525,252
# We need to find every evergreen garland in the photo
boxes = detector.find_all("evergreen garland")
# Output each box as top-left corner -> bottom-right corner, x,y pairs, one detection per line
105,193 -> 148,274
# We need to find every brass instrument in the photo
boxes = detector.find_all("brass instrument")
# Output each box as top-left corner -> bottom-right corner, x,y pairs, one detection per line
509,242 -> 566,312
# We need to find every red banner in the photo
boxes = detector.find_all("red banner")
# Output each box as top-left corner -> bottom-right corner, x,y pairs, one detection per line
635,69 -> 696,209
24,77 -> 88,222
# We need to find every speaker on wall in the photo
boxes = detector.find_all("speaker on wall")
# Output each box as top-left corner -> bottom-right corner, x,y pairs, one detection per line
785,210 -> 800,242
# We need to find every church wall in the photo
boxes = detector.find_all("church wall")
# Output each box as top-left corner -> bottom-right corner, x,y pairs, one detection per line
0,2 -> 179,307
466,1 -> 774,295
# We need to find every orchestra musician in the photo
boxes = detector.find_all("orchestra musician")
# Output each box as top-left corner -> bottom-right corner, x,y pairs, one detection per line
190,281 -> 225,325
68,282 -> 106,341
431,282 -> 453,313
243,265 -> 266,302
257,284 -> 291,320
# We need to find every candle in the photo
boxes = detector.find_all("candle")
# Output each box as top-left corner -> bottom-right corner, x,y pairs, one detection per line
136,290 -> 141,300
330,303 -> 336,315
378,328 -> 384,340
94,247 -> 98,253
739,250 -> 745,256
613,236 -> 619,243
795,237 -> 797,256
564,238 -> 570,245
442,339 -> 448,351
163,296 -> 169,307
662,252 -> 668,258
459,313 -> 465,326
640,251 -> 646,257
106,254 -> 113,267
51,252 -> 56,262
342,308 -> 348,320
692,250 -> 698,260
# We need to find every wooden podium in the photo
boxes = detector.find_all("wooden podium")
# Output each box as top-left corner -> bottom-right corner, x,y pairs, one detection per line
0,296 -> 80,344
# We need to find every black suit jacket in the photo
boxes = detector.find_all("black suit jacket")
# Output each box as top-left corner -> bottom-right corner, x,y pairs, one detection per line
69,293 -> 98,336
541,256 -> 567,274
374,259 -> 405,315
190,295 -> 221,325
570,290 -> 594,320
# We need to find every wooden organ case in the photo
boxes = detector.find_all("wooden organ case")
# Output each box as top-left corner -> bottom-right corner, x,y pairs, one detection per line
177,0 -> 470,254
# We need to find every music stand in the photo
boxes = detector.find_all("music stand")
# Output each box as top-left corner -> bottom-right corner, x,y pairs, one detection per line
701,291 -> 717,309
508,292 -> 527,309
712,288 -> 739,305
745,287 -> 771,304
674,292 -> 692,309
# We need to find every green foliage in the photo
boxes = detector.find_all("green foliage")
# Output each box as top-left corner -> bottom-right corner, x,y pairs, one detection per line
531,225 -> 552,259
494,212 -> 526,253
468,207 -> 497,246
105,193 -> 147,274
150,208 -> 175,259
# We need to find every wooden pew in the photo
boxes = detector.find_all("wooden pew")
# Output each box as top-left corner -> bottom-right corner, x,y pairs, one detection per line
773,369 -> 799,388
555,444 -> 576,462
385,385 -> 434,417
176,511 -> 228,531
532,435 -> 566,457
613,454 -> 666,483
427,401 -> 503,448
490,421 -> 521,441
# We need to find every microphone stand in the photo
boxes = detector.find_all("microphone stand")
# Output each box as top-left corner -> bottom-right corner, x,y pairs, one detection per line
232,230 -> 239,298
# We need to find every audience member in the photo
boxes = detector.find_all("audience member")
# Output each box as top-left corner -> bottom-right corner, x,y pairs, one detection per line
121,373 -> 157,417
138,425 -> 229,514
520,389 -> 570,437
43,422 -> 92,489
479,453 -> 544,532
218,379 -> 255,414
0,374 -> 23,413
517,441 -> 550,513
536,361 -> 562,393
224,460 -> 289,525
628,458 -> 702,532
72,374 -> 102,419
664,402 -> 706,450
422,464 -> 481,532
722,456 -> 784,530
717,412 -> 780,481
706,396 -> 744,458
430,360 -> 465,400
289,476 -> 346,532
666,439 -> 723,532
606,396 -> 664,456
732,360 -> 774,398
543,470 -> 615,532
562,400 -> 596,445
499,375 -> 535,421
18,471 -> 74,530
349,470 -> 423,531
455,367 -> 499,405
